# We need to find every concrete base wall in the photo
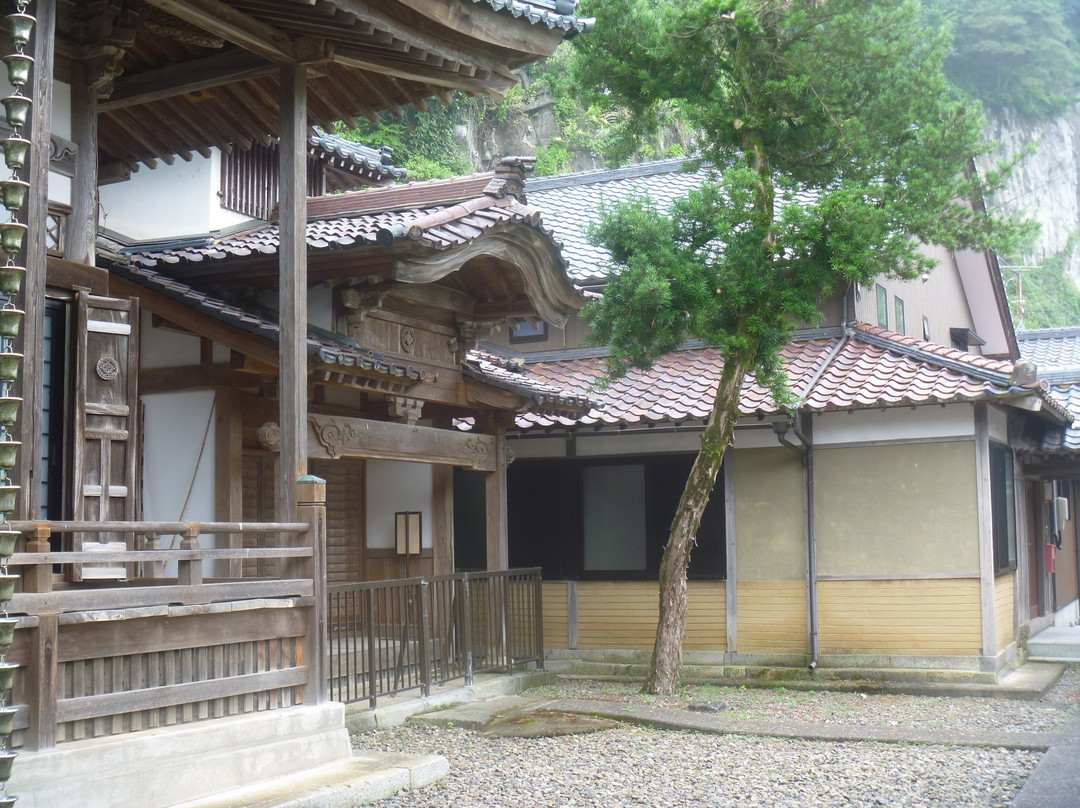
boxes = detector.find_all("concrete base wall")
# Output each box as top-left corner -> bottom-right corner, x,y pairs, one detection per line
8,704 -> 352,808
1054,598 -> 1079,628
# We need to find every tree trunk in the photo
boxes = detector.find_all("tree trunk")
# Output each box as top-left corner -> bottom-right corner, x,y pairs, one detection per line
643,353 -> 754,695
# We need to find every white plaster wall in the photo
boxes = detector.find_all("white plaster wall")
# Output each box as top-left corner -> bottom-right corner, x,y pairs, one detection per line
140,311 -> 202,369
1,76 -> 70,205
309,283 -> 333,331
366,460 -> 433,550
142,390 -> 217,574
811,404 -> 975,447
99,150 -> 249,240
988,405 -> 1009,444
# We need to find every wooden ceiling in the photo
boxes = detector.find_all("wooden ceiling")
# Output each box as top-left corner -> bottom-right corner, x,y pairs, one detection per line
52,0 -> 573,170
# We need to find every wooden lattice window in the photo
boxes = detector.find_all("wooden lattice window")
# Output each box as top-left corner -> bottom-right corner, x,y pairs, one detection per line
46,206 -> 67,255
220,143 -> 325,220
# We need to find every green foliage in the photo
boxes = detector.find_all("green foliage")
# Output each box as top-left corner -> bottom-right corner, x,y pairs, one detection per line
534,144 -> 574,176
339,98 -> 472,181
1003,239 -> 1080,328
924,0 -> 1080,120
575,0 -> 1033,396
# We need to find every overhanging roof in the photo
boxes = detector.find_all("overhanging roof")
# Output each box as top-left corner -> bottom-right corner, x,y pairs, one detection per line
58,0 -> 592,169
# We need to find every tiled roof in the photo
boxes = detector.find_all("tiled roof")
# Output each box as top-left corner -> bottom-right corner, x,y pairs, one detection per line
114,264 -> 591,414
123,192 -> 553,268
476,0 -> 594,33
515,323 -> 1067,430
308,130 -> 407,183
464,350 -> 594,417
1018,328 -> 1080,452
1018,327 -> 1080,380
116,263 -> 433,383
526,159 -> 710,284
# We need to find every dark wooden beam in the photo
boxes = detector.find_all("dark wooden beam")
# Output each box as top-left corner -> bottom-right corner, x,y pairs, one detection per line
140,364 -> 260,395
278,62 -> 309,521
141,0 -> 301,63
100,49 -> 279,113
334,47 -> 514,94
66,59 -> 98,266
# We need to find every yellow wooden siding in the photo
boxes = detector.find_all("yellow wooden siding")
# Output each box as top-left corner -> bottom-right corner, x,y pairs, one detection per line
542,582 -> 569,649
575,581 -> 726,651
818,578 -> 982,655
995,573 -> 1015,651
737,580 -> 808,653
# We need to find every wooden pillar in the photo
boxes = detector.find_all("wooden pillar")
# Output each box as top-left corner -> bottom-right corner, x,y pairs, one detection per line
25,613 -> 58,751
432,464 -> 454,576
974,403 -> 998,658
16,0 -> 56,520
214,388 -> 244,577
297,475 -> 327,705
485,426 -> 509,570
277,63 -> 308,522
65,58 -> 98,266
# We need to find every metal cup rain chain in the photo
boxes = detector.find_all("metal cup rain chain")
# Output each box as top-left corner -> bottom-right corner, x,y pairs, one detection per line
0,1 -> 33,804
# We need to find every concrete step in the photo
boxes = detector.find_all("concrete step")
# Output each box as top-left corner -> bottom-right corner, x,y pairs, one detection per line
172,751 -> 448,808
1028,643 -> 1080,661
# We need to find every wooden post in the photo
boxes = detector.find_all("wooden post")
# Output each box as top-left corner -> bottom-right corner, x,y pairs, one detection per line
178,526 -> 202,589
297,474 -> 327,705
23,523 -> 52,593
432,464 -> 454,575
65,58 -> 98,266
16,0 -> 56,519
485,426 -> 509,571
25,613 -> 58,751
277,63 -> 308,523
214,388 -> 244,577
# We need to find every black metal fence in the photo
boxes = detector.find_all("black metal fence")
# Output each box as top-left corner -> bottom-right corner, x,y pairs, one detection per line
326,568 -> 543,707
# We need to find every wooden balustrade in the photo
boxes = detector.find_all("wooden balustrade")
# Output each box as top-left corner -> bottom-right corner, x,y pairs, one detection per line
2,502 -> 326,751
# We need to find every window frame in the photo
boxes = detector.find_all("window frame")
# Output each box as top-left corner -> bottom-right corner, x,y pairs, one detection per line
876,284 -> 888,328
989,441 -> 1018,574
894,297 -> 905,335
509,320 -> 549,344
507,453 -> 726,581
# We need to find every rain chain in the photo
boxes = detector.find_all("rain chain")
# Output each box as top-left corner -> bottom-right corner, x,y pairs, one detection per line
0,1 -> 34,803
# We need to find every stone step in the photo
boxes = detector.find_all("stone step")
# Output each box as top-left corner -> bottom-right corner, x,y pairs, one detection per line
545,658 -> 999,686
1028,643 -> 1080,661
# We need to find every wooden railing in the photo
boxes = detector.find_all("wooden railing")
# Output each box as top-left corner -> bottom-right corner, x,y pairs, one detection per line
2,490 -> 326,751
327,568 -> 544,708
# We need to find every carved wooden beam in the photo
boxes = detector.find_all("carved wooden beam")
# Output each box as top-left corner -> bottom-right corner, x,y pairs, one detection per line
140,0 -> 301,63
292,414 -> 499,471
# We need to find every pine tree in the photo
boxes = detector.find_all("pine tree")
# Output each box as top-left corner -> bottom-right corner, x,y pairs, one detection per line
571,0 -> 1033,695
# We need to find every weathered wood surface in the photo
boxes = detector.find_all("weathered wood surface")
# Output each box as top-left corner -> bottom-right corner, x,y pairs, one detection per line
277,60 -> 308,522
307,413 -> 498,471
11,580 -> 314,614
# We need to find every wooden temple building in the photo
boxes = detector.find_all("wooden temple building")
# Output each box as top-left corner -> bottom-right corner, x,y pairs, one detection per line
1,2 -> 592,806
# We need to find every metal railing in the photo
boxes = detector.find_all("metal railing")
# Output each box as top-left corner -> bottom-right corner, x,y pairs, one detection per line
327,568 -> 543,707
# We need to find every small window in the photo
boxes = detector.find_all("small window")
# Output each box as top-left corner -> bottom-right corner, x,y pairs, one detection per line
922,316 -> 931,341
876,284 -> 888,328
510,320 -> 548,344
990,442 -> 1017,574
894,298 -> 905,335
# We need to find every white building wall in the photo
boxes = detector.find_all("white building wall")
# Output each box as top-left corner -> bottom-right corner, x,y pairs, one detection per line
142,390 -> 217,575
366,460 -> 434,550
99,150 -> 250,240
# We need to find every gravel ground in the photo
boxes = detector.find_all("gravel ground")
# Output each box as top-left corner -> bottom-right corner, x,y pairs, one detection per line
355,672 -> 1080,808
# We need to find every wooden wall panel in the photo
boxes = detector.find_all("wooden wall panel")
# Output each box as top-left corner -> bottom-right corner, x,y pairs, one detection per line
818,578 -> 982,655
575,581 -> 725,651
541,582 -> 568,649
737,580 -> 808,653
310,458 -> 364,583
995,573 -> 1015,652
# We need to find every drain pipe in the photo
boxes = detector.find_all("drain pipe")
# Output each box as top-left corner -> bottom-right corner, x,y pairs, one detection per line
772,417 -> 819,671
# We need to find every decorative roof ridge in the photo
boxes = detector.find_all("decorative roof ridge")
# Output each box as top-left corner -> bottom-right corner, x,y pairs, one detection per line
305,173 -> 498,220
470,0 -> 594,34
1017,326 -> 1080,340
526,157 -> 705,192
307,129 -> 407,180
850,322 -> 1015,385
